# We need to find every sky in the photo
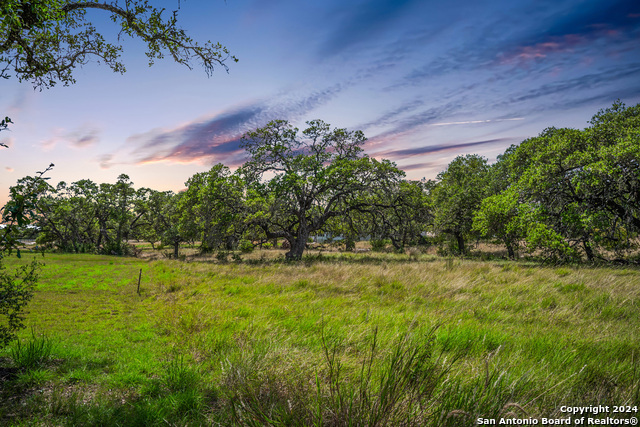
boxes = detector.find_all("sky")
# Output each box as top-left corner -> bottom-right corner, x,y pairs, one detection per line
1,0 -> 639,204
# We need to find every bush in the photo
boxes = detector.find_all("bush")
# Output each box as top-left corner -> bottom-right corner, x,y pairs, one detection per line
344,237 -> 356,251
0,259 -> 40,348
99,241 -> 137,256
370,238 -> 391,252
238,239 -> 254,254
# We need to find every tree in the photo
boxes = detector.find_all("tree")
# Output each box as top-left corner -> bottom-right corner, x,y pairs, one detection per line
473,187 -> 524,259
348,179 -> 432,252
16,174 -> 143,255
240,119 -> 404,260
582,102 -> 640,249
136,189 -> 188,258
432,154 -> 489,255
471,155 -> 526,260
1,0 -> 236,88
180,164 -> 245,253
498,102 -> 640,262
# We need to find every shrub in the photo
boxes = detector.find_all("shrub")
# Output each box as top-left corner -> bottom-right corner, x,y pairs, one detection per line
370,238 -> 391,252
238,239 -> 254,253
0,259 -> 40,348
344,237 -> 356,251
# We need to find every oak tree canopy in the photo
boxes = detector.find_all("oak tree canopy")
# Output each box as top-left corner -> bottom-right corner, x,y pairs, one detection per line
1,0 -> 236,88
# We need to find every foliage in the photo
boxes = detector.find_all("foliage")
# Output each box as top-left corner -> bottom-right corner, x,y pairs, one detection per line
432,154 -> 489,255
0,259 -> 40,347
3,171 -> 48,244
180,164 -> 245,253
493,101 -> 640,262
0,0 -> 236,88
240,119 -> 405,259
0,0 -> 235,350
137,189 -> 188,258
14,174 -> 142,255
473,187 -> 524,259
0,116 -> 11,146
349,179 -> 433,252
4,103 -> 640,265
0,165 -> 50,348
238,239 -> 254,253
370,238 -> 391,252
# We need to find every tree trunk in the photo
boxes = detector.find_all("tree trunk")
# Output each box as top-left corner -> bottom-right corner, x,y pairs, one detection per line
286,215 -> 310,260
389,235 -> 402,252
286,235 -> 307,260
583,240 -> 594,262
173,241 -> 179,259
455,232 -> 465,255
506,242 -> 515,260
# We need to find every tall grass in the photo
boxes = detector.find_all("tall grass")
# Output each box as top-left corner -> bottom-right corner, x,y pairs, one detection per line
219,327 -> 535,426
1,252 -> 638,425
10,328 -> 54,370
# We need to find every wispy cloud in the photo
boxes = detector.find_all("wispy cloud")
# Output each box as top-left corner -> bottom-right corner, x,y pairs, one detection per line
317,0 -> 421,57
379,138 -> 512,160
541,0 -> 639,40
397,161 -> 441,171
98,154 -> 114,170
130,105 -> 264,165
6,87 -> 32,119
395,0 -> 640,88
430,118 -> 524,126
364,102 -> 462,147
506,63 -> 640,105
122,85 -> 346,167
68,129 -> 100,148
359,99 -> 424,130
498,0 -> 639,65
41,125 -> 101,150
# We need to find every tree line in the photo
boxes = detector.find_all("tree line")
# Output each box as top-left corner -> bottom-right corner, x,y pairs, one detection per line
10,101 -> 640,263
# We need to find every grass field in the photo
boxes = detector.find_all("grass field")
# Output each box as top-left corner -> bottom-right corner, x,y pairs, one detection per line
1,249 -> 639,425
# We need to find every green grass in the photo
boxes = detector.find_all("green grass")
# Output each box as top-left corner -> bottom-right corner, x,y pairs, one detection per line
1,251 -> 639,425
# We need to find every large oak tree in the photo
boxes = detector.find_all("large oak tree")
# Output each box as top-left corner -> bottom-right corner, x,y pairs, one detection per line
240,119 -> 404,260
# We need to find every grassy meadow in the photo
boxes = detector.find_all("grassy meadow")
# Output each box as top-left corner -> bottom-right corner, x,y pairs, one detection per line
1,248 -> 639,425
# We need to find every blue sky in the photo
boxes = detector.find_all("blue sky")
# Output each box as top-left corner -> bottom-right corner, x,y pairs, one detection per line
1,0 -> 639,202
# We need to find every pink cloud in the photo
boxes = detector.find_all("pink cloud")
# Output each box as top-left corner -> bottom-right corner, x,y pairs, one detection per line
498,37 -> 579,65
